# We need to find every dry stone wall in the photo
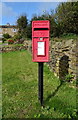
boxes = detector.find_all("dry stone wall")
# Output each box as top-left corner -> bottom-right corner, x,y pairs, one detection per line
1,46 -> 27,52
0,41 -> 32,53
49,39 -> 77,80
1,39 -> 77,80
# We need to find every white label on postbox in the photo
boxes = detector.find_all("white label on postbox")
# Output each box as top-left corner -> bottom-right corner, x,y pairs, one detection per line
37,42 -> 45,55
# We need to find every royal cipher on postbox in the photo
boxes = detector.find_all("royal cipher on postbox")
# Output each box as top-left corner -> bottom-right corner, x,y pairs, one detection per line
32,20 -> 50,62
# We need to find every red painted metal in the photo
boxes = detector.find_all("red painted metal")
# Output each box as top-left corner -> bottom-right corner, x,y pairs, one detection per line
32,20 -> 50,62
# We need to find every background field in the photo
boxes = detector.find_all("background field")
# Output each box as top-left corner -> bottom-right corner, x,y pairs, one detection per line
2,50 -> 76,119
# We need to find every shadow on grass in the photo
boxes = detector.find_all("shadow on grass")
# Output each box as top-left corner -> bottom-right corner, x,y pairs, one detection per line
45,54 -> 70,102
44,80 -> 76,119
45,81 -> 64,102
45,96 -> 76,119
44,52 -> 76,118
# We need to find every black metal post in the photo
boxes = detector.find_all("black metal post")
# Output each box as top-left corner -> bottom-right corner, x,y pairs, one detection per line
38,62 -> 43,106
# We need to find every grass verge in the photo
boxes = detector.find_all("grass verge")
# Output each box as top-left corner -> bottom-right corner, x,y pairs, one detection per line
2,50 -> 76,119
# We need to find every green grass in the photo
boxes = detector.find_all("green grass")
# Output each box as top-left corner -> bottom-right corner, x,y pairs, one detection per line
2,50 -> 77,119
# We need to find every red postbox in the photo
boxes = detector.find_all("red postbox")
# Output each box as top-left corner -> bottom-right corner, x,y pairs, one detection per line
32,20 -> 50,62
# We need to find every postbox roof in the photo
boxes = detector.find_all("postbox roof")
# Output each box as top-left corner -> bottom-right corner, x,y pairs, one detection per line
32,20 -> 50,29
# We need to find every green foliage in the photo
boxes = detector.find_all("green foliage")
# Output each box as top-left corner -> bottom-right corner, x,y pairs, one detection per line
3,33 -> 11,39
17,15 -> 28,38
56,2 -> 78,34
27,24 -> 32,39
60,33 -> 78,39
12,34 -> 22,41
2,38 -> 6,43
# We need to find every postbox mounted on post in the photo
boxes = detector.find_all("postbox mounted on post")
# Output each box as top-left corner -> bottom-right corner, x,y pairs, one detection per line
32,20 -> 50,62
32,20 -> 50,106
